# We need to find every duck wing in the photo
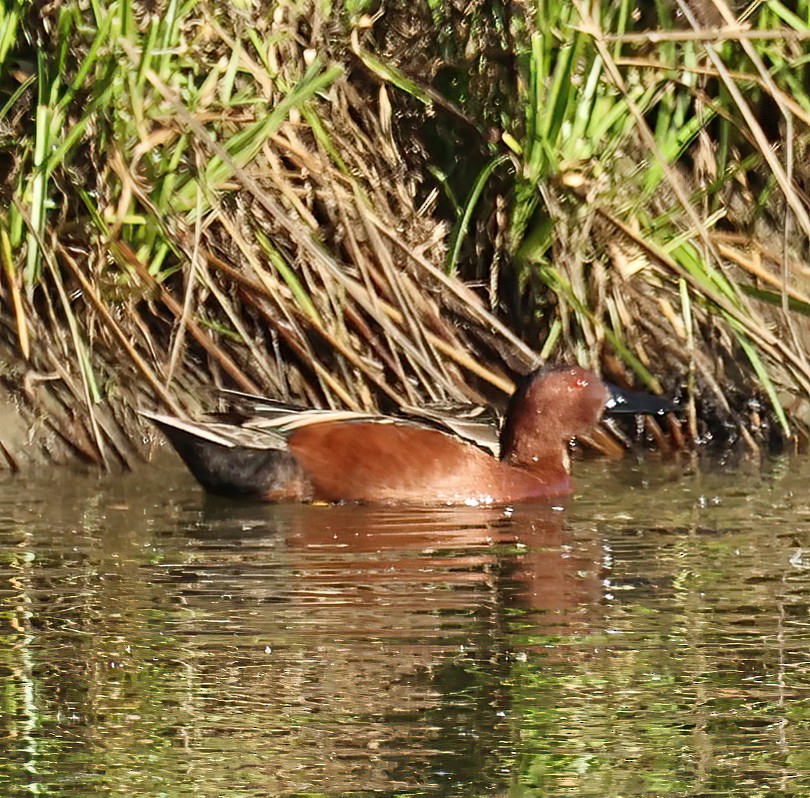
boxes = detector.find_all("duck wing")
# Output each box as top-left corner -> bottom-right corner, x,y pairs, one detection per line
396,401 -> 501,457
219,388 -> 502,454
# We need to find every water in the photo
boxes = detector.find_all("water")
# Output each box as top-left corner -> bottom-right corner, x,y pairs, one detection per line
2,453 -> 810,796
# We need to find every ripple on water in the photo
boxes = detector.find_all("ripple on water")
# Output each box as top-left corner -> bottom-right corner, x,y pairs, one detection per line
1,455 -> 810,795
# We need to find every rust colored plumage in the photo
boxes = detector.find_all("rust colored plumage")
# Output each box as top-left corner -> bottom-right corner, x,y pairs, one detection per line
141,364 -> 673,505
287,421 -> 569,504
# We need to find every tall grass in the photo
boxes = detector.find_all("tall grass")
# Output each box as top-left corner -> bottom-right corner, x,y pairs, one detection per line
394,0 -> 810,447
0,0 -> 809,467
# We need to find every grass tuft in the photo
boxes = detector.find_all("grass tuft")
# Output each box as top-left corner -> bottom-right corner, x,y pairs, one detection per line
1,0 -> 810,466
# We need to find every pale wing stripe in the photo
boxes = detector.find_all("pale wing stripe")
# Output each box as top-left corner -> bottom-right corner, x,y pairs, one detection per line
138,410 -> 238,448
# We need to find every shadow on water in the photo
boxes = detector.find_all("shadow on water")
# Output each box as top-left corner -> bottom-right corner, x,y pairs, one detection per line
2,454 -> 810,796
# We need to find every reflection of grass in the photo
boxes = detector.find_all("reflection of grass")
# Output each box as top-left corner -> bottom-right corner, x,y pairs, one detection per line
505,493 -> 810,797
509,658 -> 693,796
3,0 -> 810,464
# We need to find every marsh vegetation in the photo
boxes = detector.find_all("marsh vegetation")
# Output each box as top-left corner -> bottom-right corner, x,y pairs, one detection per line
1,0 -> 810,467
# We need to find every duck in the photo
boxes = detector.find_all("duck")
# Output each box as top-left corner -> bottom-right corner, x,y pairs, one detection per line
140,364 -> 673,505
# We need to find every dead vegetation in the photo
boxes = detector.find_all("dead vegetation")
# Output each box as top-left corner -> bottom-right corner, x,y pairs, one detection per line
1,0 -> 810,469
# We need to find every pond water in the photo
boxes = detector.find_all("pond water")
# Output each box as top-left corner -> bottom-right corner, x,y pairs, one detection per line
2,451 -> 810,797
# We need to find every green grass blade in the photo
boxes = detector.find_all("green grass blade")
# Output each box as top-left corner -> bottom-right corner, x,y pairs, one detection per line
446,154 -> 510,276
729,320 -> 791,437
255,229 -> 322,324
541,265 -> 663,391
175,61 -> 342,212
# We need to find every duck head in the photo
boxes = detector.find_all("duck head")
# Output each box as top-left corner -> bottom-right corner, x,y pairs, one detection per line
500,365 -> 672,469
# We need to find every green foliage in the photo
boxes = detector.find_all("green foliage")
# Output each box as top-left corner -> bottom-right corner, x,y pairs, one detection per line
410,0 -> 810,440
0,0 -> 538,467
2,0 -> 810,463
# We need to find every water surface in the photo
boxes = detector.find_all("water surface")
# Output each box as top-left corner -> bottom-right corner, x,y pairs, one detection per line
2,453 -> 810,796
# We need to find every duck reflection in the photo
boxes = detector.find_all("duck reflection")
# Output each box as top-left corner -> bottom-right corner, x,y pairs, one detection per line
281,502 -> 602,621
0,471 -> 608,796
148,499 -> 607,793
193,498 -> 604,624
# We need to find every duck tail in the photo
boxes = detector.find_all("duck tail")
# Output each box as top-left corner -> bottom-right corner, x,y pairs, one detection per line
139,410 -> 303,500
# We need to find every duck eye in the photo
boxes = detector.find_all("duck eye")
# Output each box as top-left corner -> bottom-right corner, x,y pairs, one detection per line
572,376 -> 589,391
